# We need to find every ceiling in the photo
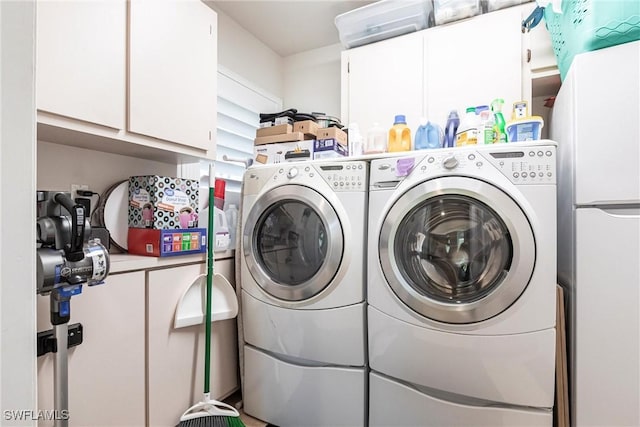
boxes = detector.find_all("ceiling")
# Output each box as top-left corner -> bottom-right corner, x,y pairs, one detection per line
210,0 -> 376,57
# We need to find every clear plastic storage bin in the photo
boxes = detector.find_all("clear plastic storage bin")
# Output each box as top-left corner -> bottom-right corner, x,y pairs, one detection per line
434,0 -> 481,25
483,0 -> 532,13
335,0 -> 434,49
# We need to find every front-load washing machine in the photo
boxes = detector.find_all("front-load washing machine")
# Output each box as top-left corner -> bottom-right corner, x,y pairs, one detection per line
240,160 -> 368,427
367,141 -> 557,426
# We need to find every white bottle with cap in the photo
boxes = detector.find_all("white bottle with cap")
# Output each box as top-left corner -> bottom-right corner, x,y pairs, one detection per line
224,204 -> 239,250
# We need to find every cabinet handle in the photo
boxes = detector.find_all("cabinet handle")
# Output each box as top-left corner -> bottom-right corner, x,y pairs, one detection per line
527,49 -> 532,63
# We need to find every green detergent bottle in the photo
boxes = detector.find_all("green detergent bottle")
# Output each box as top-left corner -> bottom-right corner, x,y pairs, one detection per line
491,98 -> 508,143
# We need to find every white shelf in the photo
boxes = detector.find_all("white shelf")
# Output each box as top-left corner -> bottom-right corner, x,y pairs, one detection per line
37,111 -> 215,164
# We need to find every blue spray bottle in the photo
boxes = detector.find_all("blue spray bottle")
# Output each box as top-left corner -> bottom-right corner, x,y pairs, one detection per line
443,110 -> 460,148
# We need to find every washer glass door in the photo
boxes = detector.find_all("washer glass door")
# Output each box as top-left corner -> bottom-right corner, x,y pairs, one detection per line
244,185 -> 343,301
380,177 -> 535,324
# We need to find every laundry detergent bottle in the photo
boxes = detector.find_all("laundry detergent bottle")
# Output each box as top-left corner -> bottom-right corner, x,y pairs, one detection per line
415,118 -> 443,150
443,110 -> 460,148
456,107 -> 479,146
388,115 -> 412,152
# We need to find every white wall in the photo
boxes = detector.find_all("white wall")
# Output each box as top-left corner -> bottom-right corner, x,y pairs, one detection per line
210,4 -> 284,101
0,1 -> 37,424
37,142 -> 178,196
283,43 -> 343,118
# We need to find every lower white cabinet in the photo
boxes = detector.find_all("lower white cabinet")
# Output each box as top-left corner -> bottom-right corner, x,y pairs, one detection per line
36,258 -> 239,427
147,261 -> 239,426
37,271 -> 146,427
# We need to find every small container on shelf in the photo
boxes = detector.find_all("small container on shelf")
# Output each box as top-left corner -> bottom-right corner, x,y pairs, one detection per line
434,0 -> 481,25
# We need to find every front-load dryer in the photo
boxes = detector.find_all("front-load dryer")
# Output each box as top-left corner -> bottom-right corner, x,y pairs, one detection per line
367,141 -> 557,426
240,160 -> 368,427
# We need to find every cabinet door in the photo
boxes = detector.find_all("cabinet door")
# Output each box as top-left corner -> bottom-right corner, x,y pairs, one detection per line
424,6 -> 524,128
36,0 -> 126,129
148,263 -> 239,426
37,271 -> 145,427
129,0 -> 217,151
343,32 -> 424,139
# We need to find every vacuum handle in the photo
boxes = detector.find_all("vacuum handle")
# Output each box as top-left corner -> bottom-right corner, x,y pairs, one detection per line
54,193 -> 85,262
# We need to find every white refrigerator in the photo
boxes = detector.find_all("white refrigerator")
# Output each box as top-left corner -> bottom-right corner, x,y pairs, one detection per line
552,41 -> 640,426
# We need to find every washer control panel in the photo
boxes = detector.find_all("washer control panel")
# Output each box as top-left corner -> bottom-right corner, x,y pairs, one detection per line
317,162 -> 367,192
268,161 -> 367,192
484,146 -> 556,184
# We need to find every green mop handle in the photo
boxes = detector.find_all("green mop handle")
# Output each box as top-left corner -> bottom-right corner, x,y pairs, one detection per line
204,164 -> 215,395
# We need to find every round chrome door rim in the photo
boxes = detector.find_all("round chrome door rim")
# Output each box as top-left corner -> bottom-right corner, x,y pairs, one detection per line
243,184 -> 344,301
379,176 -> 536,324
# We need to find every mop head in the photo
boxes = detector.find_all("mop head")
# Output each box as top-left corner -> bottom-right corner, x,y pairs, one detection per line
177,397 -> 246,427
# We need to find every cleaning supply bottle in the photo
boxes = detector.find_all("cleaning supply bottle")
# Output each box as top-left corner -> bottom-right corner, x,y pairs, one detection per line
414,118 -> 429,150
364,122 -> 387,154
224,204 -> 238,250
491,98 -> 508,143
443,110 -> 460,148
414,118 -> 442,150
479,109 -> 496,144
388,115 -> 412,152
456,107 -> 479,146
475,105 -> 489,145
347,123 -> 363,157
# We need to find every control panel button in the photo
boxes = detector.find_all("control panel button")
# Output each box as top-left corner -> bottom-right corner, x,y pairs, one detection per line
468,154 -> 476,160
547,172 -> 552,177
305,167 -> 310,172
530,172 -> 536,178
539,172 -> 543,177
334,182 -> 338,187
546,151 -> 552,156
309,173 -> 314,177
346,165 -> 351,170
287,167 -> 298,179
428,157 -> 435,163
443,156 -> 458,170
279,169 -> 284,174
513,172 -> 519,178
421,165 -> 427,171
358,165 -> 363,169
340,182 -> 344,186
476,162 -> 483,167
529,151 -> 535,157
499,161 -> 505,166
537,151 -> 543,157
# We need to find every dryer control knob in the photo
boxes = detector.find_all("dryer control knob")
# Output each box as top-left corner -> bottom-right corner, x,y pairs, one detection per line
287,167 -> 299,179
443,155 -> 458,170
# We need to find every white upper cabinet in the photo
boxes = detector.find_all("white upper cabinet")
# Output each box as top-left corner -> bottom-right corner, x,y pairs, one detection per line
35,0 -> 217,159
341,32 -> 424,138
424,6 -> 524,127
129,0 -> 217,151
36,0 -> 126,129
342,5 -> 542,136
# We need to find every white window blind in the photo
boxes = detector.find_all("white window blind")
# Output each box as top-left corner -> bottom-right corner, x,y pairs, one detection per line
213,68 -> 281,203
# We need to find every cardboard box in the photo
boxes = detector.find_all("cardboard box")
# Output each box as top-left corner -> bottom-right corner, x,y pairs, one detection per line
254,132 -> 305,146
254,140 -> 314,164
316,127 -> 348,146
256,124 -> 292,138
293,120 -> 319,138
314,139 -> 349,159
127,228 -> 207,257
128,176 -> 199,229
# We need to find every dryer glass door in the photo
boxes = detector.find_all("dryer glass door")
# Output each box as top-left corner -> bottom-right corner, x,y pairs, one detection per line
379,177 -> 535,324
244,185 -> 343,301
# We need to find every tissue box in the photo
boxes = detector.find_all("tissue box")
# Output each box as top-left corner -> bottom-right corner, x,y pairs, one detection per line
314,139 -> 349,159
127,228 -> 207,257
129,176 -> 199,229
